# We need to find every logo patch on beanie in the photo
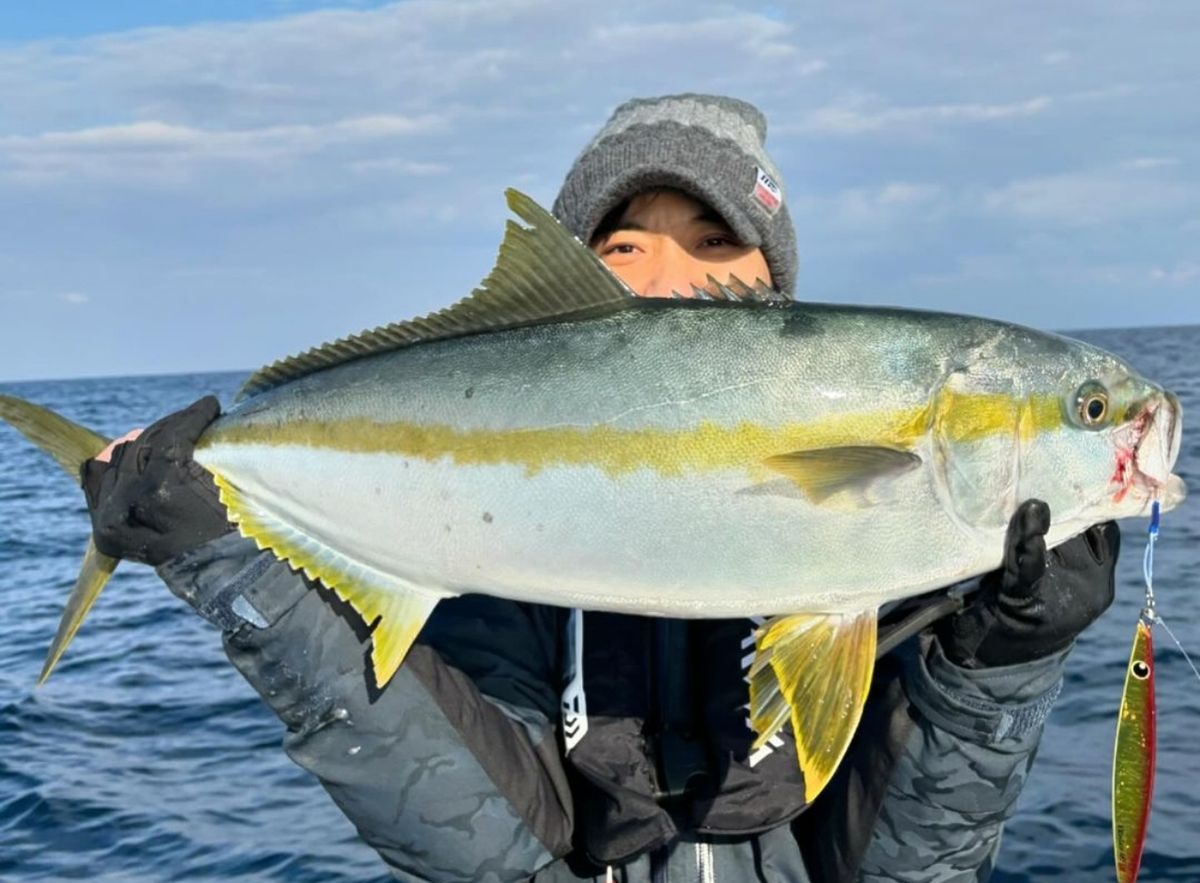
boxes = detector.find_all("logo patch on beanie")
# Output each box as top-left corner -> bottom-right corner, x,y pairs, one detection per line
752,167 -> 782,216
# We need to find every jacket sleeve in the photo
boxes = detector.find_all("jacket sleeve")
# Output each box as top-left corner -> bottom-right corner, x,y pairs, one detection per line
795,630 -> 1068,883
157,532 -> 575,883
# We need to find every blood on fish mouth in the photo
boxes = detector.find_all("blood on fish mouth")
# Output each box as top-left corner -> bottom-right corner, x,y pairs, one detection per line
1112,397 -> 1178,505
1111,448 -> 1134,502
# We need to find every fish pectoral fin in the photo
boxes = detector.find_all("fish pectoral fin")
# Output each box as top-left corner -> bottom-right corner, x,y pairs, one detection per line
763,446 -> 921,504
40,538 -> 120,685
748,609 -> 878,804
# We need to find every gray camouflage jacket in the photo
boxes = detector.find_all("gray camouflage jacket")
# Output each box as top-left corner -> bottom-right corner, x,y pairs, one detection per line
158,532 -> 1069,883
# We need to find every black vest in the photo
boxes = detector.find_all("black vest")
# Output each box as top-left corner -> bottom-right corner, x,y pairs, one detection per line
562,612 -> 810,866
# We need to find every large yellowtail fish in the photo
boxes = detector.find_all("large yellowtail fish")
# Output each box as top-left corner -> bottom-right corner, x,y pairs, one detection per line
0,190 -> 1186,806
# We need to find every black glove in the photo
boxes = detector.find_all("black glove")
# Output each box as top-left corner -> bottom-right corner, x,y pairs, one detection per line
81,395 -> 232,566
938,499 -> 1120,668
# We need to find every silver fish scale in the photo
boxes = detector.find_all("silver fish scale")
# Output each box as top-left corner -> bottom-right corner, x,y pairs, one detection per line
200,299 -> 1172,620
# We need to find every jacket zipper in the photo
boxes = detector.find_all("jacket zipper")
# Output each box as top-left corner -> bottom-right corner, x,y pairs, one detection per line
695,841 -> 715,883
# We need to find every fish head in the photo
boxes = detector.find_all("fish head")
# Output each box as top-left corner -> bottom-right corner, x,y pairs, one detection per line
1008,336 -> 1185,537
1100,382 -> 1185,513
930,327 -> 1185,541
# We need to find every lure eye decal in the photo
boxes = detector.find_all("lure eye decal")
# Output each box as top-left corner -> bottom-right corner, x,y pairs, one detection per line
1131,659 -> 1151,680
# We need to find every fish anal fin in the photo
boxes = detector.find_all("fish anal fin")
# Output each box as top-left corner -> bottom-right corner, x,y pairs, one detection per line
40,538 -> 119,685
213,474 -> 449,691
748,609 -> 878,804
763,446 -> 921,504
350,586 -> 441,691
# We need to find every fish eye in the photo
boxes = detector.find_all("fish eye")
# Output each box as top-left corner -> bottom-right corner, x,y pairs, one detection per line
1131,660 -> 1150,680
1075,382 -> 1110,428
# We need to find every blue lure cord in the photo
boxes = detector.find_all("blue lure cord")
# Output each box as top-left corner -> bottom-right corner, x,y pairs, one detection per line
1142,499 -> 1160,621
1143,498 -> 1200,684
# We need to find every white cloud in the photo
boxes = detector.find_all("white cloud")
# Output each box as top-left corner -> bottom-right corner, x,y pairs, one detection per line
0,1 -> 832,203
912,253 -> 1015,287
1150,262 -> 1199,284
592,16 -> 794,56
346,158 -> 451,176
1121,156 -> 1179,170
59,292 -> 90,304
798,95 -> 1052,136
876,182 -> 940,206
1063,84 -> 1139,103
982,165 -> 1194,226
800,181 -> 945,231
1,0 -> 1198,381
0,114 -> 448,183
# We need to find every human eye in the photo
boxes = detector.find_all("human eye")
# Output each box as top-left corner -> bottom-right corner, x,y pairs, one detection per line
595,234 -> 648,264
603,242 -> 640,255
691,220 -> 740,248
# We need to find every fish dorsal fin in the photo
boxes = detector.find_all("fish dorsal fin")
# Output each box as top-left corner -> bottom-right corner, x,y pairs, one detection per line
713,274 -> 792,304
681,275 -> 791,304
237,189 -> 636,401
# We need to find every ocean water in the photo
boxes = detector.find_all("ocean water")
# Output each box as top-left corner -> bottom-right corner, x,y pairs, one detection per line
1,325 -> 1197,882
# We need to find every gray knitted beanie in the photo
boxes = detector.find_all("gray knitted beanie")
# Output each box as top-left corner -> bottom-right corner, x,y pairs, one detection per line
553,93 -> 798,295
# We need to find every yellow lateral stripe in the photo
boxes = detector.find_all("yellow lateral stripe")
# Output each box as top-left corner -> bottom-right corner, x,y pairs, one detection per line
201,391 -> 1063,478
934,388 -> 1062,446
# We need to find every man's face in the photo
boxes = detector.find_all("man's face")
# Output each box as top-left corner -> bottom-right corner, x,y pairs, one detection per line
589,189 -> 773,298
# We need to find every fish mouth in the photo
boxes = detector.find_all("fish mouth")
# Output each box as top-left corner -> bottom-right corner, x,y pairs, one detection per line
1115,390 -> 1187,512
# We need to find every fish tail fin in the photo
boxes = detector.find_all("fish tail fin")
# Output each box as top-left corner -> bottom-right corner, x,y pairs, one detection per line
0,394 -> 120,684
0,393 -> 112,478
38,539 -> 119,685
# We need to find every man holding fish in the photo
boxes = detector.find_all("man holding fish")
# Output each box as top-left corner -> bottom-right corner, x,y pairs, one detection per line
47,96 -> 1143,880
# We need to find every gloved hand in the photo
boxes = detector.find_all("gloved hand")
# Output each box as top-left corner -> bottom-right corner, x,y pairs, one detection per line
938,499 -> 1120,668
80,395 -> 232,566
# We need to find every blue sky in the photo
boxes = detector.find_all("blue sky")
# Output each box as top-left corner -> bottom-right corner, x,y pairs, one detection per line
0,1 -> 393,41
1,1 -> 1197,381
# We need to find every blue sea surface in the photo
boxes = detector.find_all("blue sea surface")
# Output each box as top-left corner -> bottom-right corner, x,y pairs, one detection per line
1,326 -> 1197,882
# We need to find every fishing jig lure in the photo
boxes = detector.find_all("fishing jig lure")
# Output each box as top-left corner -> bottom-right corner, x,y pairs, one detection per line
1111,500 -> 1159,883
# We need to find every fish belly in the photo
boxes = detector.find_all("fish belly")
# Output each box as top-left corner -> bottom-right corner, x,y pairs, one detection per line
196,438 -> 992,617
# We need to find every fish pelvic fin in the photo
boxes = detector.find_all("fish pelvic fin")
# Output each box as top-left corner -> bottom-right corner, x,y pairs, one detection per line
763,445 -> 922,505
748,609 -> 878,804
0,394 -> 120,684
237,189 -> 637,401
212,474 -> 450,692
